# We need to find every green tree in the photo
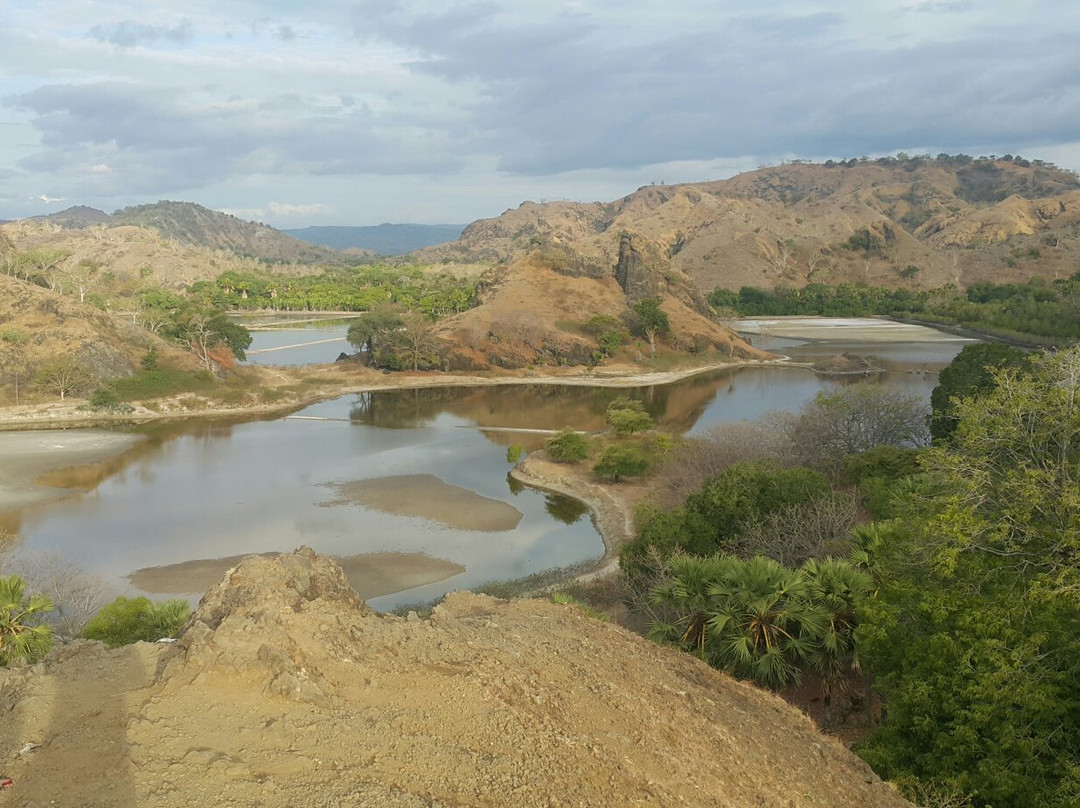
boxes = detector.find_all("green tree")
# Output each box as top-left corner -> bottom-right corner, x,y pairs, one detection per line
630,299 -> 670,358
649,555 -> 824,689
929,342 -> 1029,441
0,574 -> 54,666
347,305 -> 404,367
858,347 -> 1080,806
802,558 -> 872,724
593,444 -> 648,482
545,428 -> 590,462
605,397 -> 654,435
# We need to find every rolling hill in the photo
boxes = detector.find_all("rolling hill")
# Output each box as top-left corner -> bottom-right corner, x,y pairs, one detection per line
417,154 -> 1080,293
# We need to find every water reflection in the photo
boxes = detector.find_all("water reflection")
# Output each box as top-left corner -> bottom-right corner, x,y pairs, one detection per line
6,321 -> 973,610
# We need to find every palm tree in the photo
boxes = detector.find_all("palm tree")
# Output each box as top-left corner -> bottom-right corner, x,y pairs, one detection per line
0,574 -> 54,666
802,558 -> 873,723
650,555 -> 826,689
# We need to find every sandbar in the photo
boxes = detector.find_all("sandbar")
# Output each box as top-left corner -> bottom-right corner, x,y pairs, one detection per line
129,551 -> 466,600
322,474 -> 524,532
0,430 -> 144,513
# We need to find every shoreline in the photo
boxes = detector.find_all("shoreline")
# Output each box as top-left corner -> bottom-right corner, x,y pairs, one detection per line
0,357 -> 795,432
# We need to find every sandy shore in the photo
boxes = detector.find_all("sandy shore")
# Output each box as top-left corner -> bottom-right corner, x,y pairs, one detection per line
129,551 -> 465,600
510,455 -> 649,584
321,474 -> 524,531
0,430 -> 144,513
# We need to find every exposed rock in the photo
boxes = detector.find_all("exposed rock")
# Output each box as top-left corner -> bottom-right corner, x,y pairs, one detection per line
0,548 -> 912,807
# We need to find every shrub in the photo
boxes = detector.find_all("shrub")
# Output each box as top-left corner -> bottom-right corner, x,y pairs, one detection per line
506,444 -> 525,463
606,397 -> 654,436
593,445 -> 648,482
546,428 -> 589,462
82,596 -> 190,647
0,574 -> 53,666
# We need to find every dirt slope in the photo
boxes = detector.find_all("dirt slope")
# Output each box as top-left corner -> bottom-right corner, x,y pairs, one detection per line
0,274 -> 189,402
0,549 -> 910,807
418,156 -> 1080,292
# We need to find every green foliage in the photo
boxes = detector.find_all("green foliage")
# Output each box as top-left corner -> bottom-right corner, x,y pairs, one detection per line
856,347 -> 1080,806
0,328 -> 28,345
710,274 -> 1080,345
140,347 -> 159,371
649,555 -> 870,691
0,574 -> 54,666
929,342 -> 1030,441
621,461 -> 831,572
82,596 -> 190,647
582,315 -> 630,357
506,444 -> 525,463
844,446 -> 924,519
551,592 -> 609,621
199,265 -> 478,316
546,428 -> 590,462
100,367 -> 216,401
630,298 -> 670,340
605,397 -> 654,436
593,444 -> 648,482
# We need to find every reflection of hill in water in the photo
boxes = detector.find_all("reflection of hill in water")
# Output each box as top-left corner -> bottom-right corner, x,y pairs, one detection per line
347,373 -> 740,440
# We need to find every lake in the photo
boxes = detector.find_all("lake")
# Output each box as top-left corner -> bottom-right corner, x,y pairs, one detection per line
2,318 -> 975,610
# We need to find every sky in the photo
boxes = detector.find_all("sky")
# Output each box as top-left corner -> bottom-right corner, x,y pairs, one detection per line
2,0 -> 1079,227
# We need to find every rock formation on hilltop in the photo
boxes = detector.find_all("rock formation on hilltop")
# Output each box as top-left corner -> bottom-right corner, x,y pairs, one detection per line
0,548 -> 910,807
417,155 -> 1080,293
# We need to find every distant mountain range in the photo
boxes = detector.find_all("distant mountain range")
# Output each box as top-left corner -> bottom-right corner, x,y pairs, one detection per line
283,224 -> 465,255
24,202 -> 463,262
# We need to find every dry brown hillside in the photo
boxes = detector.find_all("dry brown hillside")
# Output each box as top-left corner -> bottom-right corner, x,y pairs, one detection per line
418,155 -> 1080,292
0,274 -> 188,403
1,218 -> 285,292
437,244 -> 764,370
0,549 -> 911,807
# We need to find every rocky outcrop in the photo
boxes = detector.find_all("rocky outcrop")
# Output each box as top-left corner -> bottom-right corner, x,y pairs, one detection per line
0,548 -> 912,807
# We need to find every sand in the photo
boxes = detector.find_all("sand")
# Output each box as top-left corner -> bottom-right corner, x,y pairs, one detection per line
734,316 -> 976,343
0,429 -> 144,513
321,473 -> 524,531
128,551 -> 466,600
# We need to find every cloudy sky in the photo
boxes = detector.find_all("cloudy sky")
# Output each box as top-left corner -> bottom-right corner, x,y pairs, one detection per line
2,0 -> 1079,227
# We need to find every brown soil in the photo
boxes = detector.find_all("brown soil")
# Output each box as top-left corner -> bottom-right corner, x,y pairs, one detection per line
0,549 -> 911,807
321,474 -> 523,532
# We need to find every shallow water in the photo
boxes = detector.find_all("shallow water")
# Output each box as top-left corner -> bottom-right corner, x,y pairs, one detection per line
6,318 -> 974,610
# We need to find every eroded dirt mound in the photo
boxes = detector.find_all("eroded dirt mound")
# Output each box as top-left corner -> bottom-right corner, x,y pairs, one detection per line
0,548 -> 909,807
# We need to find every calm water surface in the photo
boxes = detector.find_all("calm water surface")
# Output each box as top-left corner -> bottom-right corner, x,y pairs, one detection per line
7,319 -> 974,609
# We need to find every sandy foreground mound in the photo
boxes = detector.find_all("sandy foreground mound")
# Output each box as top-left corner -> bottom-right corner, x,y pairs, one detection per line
0,549 -> 909,807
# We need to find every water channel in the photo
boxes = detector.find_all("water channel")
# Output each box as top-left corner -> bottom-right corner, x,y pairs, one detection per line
2,318 -> 976,611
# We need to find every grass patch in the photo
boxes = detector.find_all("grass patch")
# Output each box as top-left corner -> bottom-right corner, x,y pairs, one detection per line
104,367 -> 215,401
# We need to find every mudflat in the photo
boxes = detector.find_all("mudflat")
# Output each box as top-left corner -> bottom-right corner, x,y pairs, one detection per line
322,473 -> 524,531
0,430 -> 143,513
129,551 -> 466,600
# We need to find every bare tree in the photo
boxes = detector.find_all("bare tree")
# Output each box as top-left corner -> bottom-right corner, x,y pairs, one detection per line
770,383 -> 930,470
35,357 -> 91,400
0,549 -> 115,640
64,258 -> 104,303
729,492 -> 861,567
394,314 -> 442,371
651,421 -> 787,509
